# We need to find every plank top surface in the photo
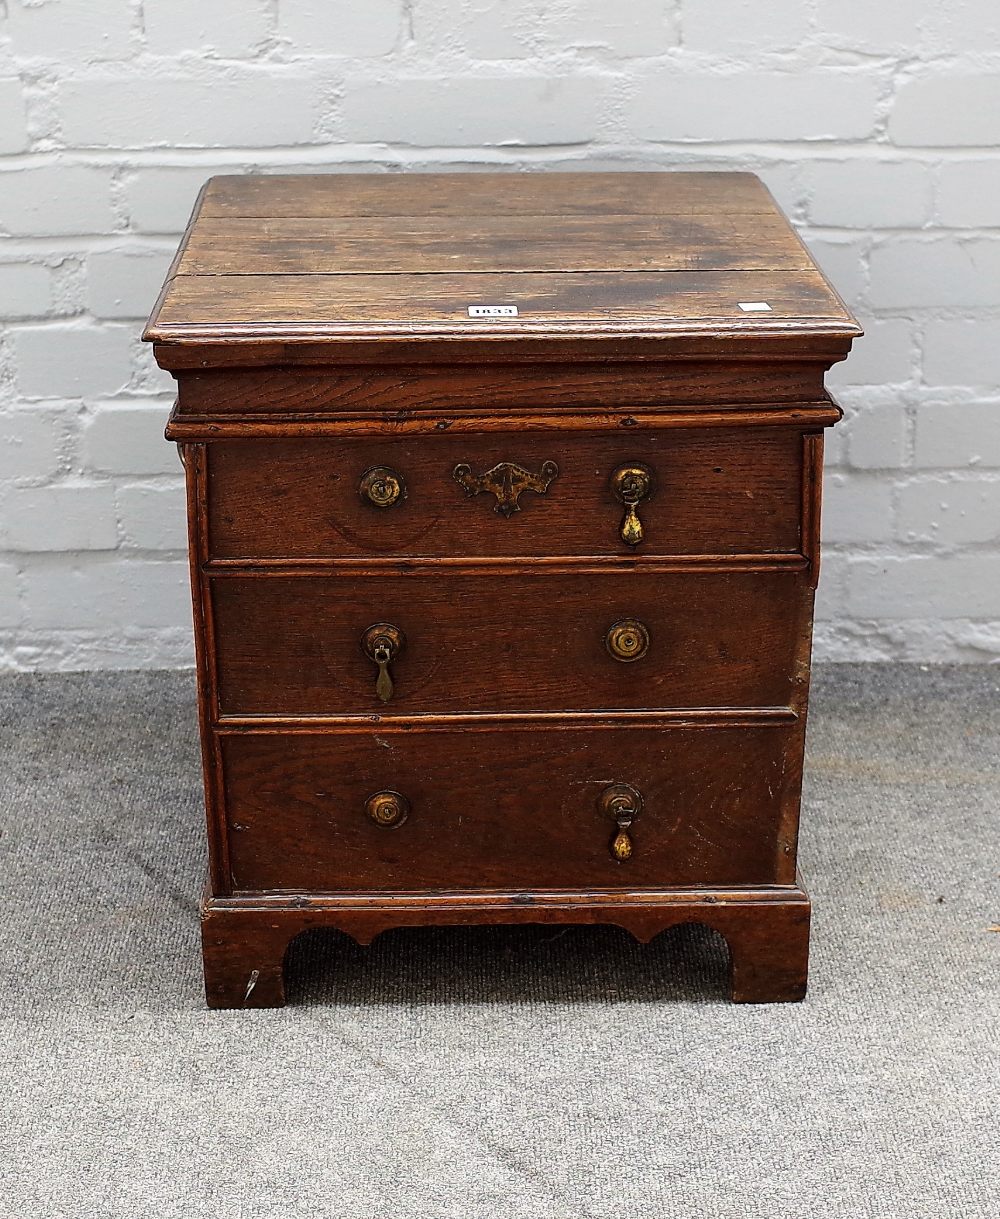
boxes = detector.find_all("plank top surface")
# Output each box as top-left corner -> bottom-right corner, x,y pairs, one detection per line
145,172 -> 860,349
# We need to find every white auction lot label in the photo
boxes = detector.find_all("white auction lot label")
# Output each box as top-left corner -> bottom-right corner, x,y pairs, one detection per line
468,305 -> 519,317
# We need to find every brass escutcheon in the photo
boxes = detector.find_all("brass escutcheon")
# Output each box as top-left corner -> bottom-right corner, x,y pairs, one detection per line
605,618 -> 651,663
360,465 -> 406,510
365,790 -> 410,829
361,622 -> 404,704
610,462 -> 656,547
453,459 -> 558,519
598,783 -> 643,862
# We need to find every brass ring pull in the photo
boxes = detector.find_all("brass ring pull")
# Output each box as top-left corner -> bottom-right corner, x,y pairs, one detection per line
598,783 -> 643,862
606,618 -> 650,663
453,460 -> 558,519
365,790 -> 409,829
610,463 -> 655,547
360,465 -> 405,509
361,623 -> 404,703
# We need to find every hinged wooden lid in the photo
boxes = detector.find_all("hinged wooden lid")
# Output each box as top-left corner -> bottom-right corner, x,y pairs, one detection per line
144,172 -> 861,368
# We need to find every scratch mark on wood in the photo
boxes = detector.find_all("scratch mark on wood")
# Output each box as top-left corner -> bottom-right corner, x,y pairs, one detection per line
244,969 -> 260,1002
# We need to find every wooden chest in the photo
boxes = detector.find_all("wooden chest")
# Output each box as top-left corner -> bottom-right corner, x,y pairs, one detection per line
144,171 -> 860,1007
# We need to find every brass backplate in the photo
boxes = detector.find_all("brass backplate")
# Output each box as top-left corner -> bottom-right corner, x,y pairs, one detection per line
610,463 -> 655,506
360,465 -> 406,509
453,460 -> 558,518
361,622 -> 404,662
598,783 -> 644,822
606,618 -> 651,662
365,790 -> 410,829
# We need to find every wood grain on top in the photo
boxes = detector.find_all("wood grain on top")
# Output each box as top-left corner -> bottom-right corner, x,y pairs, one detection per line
153,269 -> 846,333
178,213 -> 811,276
144,172 -> 861,352
197,171 -> 780,218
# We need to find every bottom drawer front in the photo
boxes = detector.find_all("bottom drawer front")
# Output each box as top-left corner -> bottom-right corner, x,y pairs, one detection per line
221,726 -> 799,893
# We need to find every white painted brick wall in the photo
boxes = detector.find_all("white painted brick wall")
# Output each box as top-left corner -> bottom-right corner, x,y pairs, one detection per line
684,1 -> 810,54
0,263 -> 53,318
116,482 -> 187,550
890,77 -> 1000,147
3,483 -> 119,551
627,73 -> 880,142
5,0 -> 137,62
869,238 -> 1000,309
144,1 -> 271,59
125,167 -> 241,233
11,326 -> 134,399
0,0 -> 998,669
86,250 -> 175,320
0,563 -> 21,628
57,72 -> 321,149
279,1 -> 405,58
342,76 -> 604,146
924,322 -> 1000,387
938,161 -> 1000,227
897,478 -> 1000,546
0,166 -> 117,235
80,400 -> 182,475
21,557 -> 190,630
805,161 -> 932,229
0,78 -> 29,152
0,411 -> 65,482
416,1 -> 678,58
914,403 -> 1000,469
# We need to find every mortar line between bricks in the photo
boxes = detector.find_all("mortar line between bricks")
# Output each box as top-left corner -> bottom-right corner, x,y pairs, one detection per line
6,146 -> 1000,169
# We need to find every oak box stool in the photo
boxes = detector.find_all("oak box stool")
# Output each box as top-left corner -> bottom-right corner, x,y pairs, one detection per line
143,171 -> 860,1007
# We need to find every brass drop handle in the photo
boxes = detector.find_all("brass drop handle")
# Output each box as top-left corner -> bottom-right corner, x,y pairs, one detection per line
365,790 -> 409,829
599,783 -> 643,862
360,465 -> 405,509
361,623 -> 404,704
610,463 -> 655,547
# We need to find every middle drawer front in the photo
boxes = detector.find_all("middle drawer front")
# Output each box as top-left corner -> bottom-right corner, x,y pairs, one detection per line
212,571 -> 809,716
221,724 -> 799,893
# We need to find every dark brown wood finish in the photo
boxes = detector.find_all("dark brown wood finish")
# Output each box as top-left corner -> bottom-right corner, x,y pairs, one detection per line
196,171 -> 782,218
220,725 -> 801,893
150,268 -> 853,345
172,362 -> 831,416
145,171 -> 859,1007
210,570 -> 811,715
145,172 -> 859,365
178,213 -> 813,275
201,884 -> 812,1008
205,429 -> 804,560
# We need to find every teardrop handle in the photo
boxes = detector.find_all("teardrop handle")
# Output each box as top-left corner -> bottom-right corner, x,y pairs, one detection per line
610,827 -> 633,862
361,623 -> 404,704
374,649 -> 393,703
610,463 -> 656,548
621,502 -> 644,547
598,783 -> 643,863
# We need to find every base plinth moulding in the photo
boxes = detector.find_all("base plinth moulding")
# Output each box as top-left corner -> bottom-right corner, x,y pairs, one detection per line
200,880 -> 811,1008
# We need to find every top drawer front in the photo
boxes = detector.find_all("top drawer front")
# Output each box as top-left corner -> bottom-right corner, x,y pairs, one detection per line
206,429 -> 803,560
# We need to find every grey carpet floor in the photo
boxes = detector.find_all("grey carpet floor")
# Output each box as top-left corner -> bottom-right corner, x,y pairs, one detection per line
0,666 -> 997,1219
